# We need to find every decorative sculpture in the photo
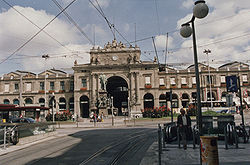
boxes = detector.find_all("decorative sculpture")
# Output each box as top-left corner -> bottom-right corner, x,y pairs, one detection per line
99,74 -> 107,91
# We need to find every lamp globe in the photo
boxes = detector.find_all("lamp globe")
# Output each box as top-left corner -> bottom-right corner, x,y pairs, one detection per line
193,0 -> 209,19
180,24 -> 192,38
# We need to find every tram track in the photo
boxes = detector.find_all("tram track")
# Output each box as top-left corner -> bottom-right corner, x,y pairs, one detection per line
79,129 -> 156,165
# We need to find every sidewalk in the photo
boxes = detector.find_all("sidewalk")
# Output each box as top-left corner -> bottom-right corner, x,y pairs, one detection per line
141,139 -> 250,165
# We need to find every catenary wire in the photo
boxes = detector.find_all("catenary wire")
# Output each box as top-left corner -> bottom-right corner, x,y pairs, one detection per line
52,0 -> 94,45
0,0 -> 77,65
2,0 -> 72,52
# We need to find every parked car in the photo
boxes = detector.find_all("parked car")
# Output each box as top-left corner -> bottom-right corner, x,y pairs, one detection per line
9,117 -> 36,123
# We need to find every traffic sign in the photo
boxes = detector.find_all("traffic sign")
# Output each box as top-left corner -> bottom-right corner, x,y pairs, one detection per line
226,76 -> 238,92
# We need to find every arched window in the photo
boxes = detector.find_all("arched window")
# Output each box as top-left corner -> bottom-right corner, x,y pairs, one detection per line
69,97 -> 74,111
39,98 -> 45,107
4,99 -> 10,104
13,99 -> 19,105
159,94 -> 166,107
143,93 -> 154,109
207,92 -> 216,101
25,98 -> 33,104
181,93 -> 190,108
59,97 -> 66,110
172,94 -> 178,108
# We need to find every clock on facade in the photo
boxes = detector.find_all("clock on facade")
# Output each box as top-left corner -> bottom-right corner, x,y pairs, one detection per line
112,55 -> 118,61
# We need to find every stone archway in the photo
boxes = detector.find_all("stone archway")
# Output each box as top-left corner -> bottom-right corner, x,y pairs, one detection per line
106,76 -> 128,116
80,95 -> 89,118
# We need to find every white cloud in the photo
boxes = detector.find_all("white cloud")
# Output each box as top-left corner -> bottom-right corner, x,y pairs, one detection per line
174,0 -> 250,66
124,23 -> 130,32
182,0 -> 194,9
155,35 -> 174,49
0,6 -> 93,73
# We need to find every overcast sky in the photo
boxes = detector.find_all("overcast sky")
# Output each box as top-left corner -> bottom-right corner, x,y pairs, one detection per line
0,0 -> 249,75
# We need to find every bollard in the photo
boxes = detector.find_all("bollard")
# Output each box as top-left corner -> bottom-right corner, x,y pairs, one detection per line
162,128 -> 166,148
3,126 -> 6,150
158,124 -> 162,165
233,125 -> 238,149
177,127 -> 180,149
192,127 -> 196,149
224,126 -> 228,150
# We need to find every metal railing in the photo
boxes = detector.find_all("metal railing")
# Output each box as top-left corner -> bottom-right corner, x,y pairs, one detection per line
0,122 -> 56,149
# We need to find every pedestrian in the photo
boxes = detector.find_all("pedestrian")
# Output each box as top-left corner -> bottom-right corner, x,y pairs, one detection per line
177,108 -> 191,150
101,112 -> 104,122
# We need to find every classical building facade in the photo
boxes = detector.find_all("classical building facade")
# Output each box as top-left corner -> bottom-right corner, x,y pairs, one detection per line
0,40 -> 249,119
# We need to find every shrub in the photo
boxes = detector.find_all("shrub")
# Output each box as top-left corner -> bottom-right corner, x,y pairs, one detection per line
141,106 -> 170,118
46,110 -> 72,121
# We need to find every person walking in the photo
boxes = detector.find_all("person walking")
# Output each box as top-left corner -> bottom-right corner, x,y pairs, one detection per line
177,108 -> 191,150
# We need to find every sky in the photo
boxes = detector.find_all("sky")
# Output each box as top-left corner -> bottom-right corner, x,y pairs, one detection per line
0,0 -> 249,75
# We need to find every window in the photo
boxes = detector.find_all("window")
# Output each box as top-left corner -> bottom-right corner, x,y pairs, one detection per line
81,78 -> 87,87
59,97 -> 66,110
40,82 -> 44,90
50,82 -> 54,90
192,77 -> 196,84
181,77 -> 187,84
14,83 -> 19,91
13,99 -> 19,105
221,76 -> 226,83
170,77 -> 175,85
4,84 -> 9,92
26,83 -> 31,91
70,81 -> 74,91
159,78 -> 164,86
145,76 -> 151,85
4,99 -> 10,104
60,81 -> 65,90
25,98 -> 33,104
242,75 -> 248,82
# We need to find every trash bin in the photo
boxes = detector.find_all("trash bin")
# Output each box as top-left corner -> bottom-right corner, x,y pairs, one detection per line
200,136 -> 219,165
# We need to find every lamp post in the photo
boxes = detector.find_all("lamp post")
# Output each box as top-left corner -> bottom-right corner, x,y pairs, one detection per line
203,49 -> 213,109
180,0 -> 209,136
42,54 -> 49,107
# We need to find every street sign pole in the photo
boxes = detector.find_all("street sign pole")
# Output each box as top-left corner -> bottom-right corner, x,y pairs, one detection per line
238,77 -> 245,127
170,89 -> 173,123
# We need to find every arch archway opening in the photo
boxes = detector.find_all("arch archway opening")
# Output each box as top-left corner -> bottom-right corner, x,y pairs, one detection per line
144,93 -> 154,110
106,76 -> 128,116
80,95 -> 89,118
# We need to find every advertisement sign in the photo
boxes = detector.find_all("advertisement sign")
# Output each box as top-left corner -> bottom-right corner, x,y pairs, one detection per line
226,76 -> 238,92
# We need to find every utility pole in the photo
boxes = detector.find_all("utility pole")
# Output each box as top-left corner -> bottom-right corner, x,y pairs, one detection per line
19,74 -> 23,107
42,54 -> 49,107
203,49 -> 213,109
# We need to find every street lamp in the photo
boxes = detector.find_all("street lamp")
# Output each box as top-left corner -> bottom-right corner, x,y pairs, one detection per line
203,49 -> 213,109
180,0 -> 209,135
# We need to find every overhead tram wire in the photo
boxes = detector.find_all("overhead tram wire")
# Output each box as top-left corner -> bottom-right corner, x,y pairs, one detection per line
89,0 -> 132,46
2,0 -> 72,52
154,0 -> 161,35
52,0 -> 94,45
0,0 -> 77,65
89,0 -> 115,39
